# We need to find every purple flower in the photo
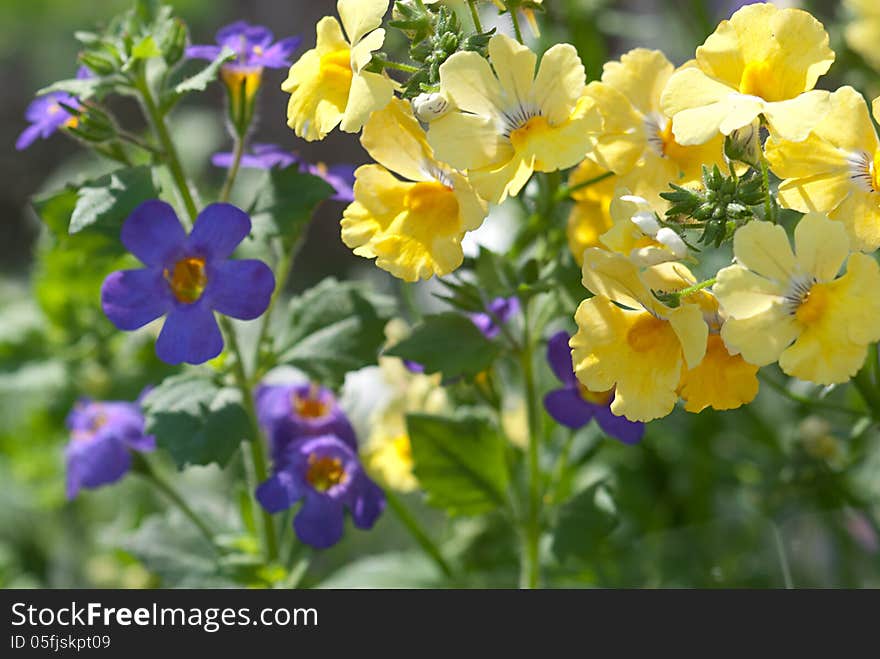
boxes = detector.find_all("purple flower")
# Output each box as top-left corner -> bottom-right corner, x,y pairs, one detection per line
65,397 -> 156,499
470,296 -> 520,339
16,67 -> 92,151
256,435 -> 385,549
256,382 -> 357,462
186,21 -> 301,71
211,143 -> 299,170
304,162 -> 355,203
543,331 -> 644,444
101,201 -> 275,365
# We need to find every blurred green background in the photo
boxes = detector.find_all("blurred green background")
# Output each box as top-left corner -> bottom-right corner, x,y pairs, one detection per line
2,0 -> 879,588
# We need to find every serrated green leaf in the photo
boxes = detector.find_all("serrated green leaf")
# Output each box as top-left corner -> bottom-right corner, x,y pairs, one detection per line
161,46 -> 235,109
248,167 -> 335,248
32,186 -> 79,238
407,413 -> 509,516
68,166 -> 159,237
385,312 -> 499,379
551,482 -> 619,563
38,75 -> 115,101
142,374 -> 249,469
277,278 -> 395,388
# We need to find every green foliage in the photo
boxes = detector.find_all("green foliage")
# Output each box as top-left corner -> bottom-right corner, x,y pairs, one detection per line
248,166 -> 336,249
406,413 -> 509,516
69,166 -> 159,237
386,312 -> 500,380
551,481 -> 619,563
275,278 -> 395,388
161,47 -> 235,110
141,374 -> 249,469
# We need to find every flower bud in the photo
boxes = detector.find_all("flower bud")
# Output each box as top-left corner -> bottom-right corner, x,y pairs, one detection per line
724,119 -> 762,168
412,92 -> 450,122
655,227 -> 688,259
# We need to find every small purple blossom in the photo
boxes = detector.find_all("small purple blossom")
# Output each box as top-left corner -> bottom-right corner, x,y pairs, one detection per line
256,435 -> 385,549
186,21 -> 301,71
256,382 -> 357,462
65,397 -> 156,499
544,331 -> 644,444
101,201 -> 275,365
470,296 -> 520,339
16,67 -> 93,151
304,162 -> 355,202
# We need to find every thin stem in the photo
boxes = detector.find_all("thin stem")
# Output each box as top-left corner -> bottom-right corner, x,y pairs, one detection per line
219,134 -> 246,203
136,456 -> 216,551
554,171 -> 614,202
759,154 -> 776,224
852,345 -> 880,419
508,3 -> 525,43
135,74 -> 199,224
519,303 -> 542,589
386,490 -> 454,580
468,1 -> 484,32
372,57 -> 420,74
118,130 -> 161,156
675,277 -> 716,299
772,524 -> 794,589
253,244 -> 298,381
222,317 -> 280,562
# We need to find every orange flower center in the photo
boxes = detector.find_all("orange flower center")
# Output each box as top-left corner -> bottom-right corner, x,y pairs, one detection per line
320,49 -> 353,87
738,60 -> 785,102
292,385 -> 330,419
306,454 -> 347,492
509,115 -> 552,151
795,283 -> 830,326
626,313 -> 670,352
164,256 -> 208,304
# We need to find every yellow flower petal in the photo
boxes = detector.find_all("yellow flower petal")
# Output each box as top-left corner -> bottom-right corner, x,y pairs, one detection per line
467,152 -> 535,204
361,98 -> 433,182
793,211 -> 850,282
532,44 -> 587,125
523,96 -> 601,173
714,264 -> 785,317
666,303 -> 708,369
584,81 -> 645,174
488,33 -> 537,107
449,171 -> 489,232
340,70 -> 394,134
428,111 -> 510,173
837,253 -> 880,345
679,334 -> 759,413
436,50 -> 503,117
581,248 -> 656,312
565,160 -> 616,265
832,188 -> 880,252
761,91 -> 832,143
720,305 -> 799,367
341,164 -> 410,257
337,0 -> 389,45
350,27 -> 386,72
732,221 -> 796,283
601,48 -> 673,117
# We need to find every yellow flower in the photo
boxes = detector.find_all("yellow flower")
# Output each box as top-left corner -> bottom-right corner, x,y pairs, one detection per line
844,0 -> 880,72
660,3 -> 834,146
765,86 -> 880,252
363,429 -> 418,493
571,249 -> 708,422
282,0 -> 394,141
565,159 -> 616,265
715,213 -> 880,384
600,193 -> 689,266
428,33 -> 600,204
586,49 -> 726,204
642,262 -> 759,413
341,98 -> 487,281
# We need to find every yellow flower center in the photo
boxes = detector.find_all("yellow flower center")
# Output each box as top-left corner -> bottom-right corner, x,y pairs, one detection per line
164,256 -> 208,304
873,152 -> 880,193
738,60 -> 784,102
392,434 -> 413,465
795,282 -> 830,326
320,49 -> 353,87
404,181 -> 460,235
252,45 -> 264,56
306,454 -> 347,492
577,382 -> 613,406
508,115 -> 552,151
292,385 -> 330,419
626,313 -> 672,352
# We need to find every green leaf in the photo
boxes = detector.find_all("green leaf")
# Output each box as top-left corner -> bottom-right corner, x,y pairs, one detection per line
142,374 -> 250,469
68,166 -> 159,237
385,312 -> 500,380
32,187 -> 79,238
317,552 -> 443,588
551,482 -> 619,563
38,75 -> 115,101
406,413 -> 509,516
277,278 -> 395,388
248,167 -> 335,248
131,35 -> 162,60
161,46 -> 235,109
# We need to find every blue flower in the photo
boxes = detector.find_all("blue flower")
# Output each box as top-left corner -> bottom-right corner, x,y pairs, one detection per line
470,296 -> 520,339
65,397 -> 155,499
186,21 -> 301,71
101,201 -> 275,365
256,382 -> 357,462
256,435 -> 385,549
16,67 -> 92,151
544,331 -> 644,444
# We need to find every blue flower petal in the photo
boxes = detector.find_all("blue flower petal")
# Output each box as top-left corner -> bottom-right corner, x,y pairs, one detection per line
348,474 -> 385,530
187,203 -> 251,261
121,200 -> 187,267
101,268 -> 171,330
544,387 -> 597,429
547,330 -> 577,385
155,302 -> 223,365
65,434 -> 132,500
294,494 -> 345,549
185,45 -> 224,61
256,470 -> 304,513
594,406 -> 645,445
207,259 -> 274,320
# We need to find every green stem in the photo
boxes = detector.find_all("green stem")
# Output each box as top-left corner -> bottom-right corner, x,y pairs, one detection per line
386,490 -> 454,580
519,304 -> 542,589
135,74 -> 199,224
759,155 -> 776,224
508,3 -> 525,43
852,345 -> 880,419
372,57 -> 420,74
468,1 -> 484,32
137,456 -> 216,551
222,317 -> 280,562
675,277 -> 716,299
554,171 -> 614,202
253,244 -> 298,381
219,134 -> 246,203
118,130 -> 161,156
